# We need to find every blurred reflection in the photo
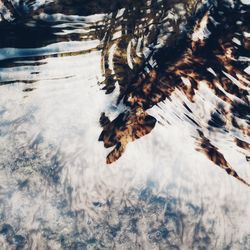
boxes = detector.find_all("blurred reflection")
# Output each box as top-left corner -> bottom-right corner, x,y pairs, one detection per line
0,0 -> 250,249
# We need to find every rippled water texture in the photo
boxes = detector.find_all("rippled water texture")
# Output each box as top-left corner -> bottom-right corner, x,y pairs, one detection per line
0,0 -> 250,249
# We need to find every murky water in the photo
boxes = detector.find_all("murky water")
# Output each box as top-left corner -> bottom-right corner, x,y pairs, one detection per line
0,0 -> 250,249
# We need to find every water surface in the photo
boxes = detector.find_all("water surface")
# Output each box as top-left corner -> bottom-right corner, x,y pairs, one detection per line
0,0 -> 250,249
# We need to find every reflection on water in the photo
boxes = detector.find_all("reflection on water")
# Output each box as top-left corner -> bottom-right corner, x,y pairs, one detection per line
0,0 -> 250,249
